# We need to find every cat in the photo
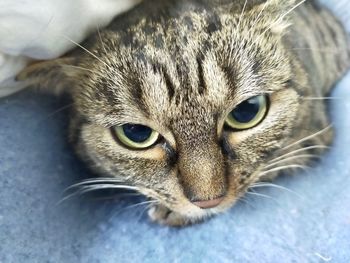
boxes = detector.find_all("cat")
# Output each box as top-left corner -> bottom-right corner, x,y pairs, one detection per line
17,0 -> 350,226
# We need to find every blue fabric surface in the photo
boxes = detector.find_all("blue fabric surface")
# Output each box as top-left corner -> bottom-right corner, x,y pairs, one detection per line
1,2 -> 350,263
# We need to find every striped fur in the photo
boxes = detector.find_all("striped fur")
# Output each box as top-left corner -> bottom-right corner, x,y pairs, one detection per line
19,0 -> 350,226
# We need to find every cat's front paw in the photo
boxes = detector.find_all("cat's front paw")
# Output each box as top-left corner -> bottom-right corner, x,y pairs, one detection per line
148,204 -> 195,227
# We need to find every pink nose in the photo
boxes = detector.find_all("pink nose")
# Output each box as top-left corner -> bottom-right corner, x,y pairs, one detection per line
192,197 -> 224,209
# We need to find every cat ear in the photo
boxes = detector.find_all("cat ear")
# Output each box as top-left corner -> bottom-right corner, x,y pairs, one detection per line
16,57 -> 80,95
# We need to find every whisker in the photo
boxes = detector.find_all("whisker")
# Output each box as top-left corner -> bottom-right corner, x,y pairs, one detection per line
282,126 -> 332,150
124,200 -> 158,209
259,164 -> 309,177
57,191 -> 83,205
269,145 -> 330,164
246,191 -> 277,202
64,178 -> 126,192
79,184 -> 138,192
137,203 -> 156,222
79,177 -> 126,183
250,183 -> 304,199
238,196 -> 255,208
265,154 -> 320,169
117,200 -> 159,213
58,184 -> 138,205
62,35 -> 108,67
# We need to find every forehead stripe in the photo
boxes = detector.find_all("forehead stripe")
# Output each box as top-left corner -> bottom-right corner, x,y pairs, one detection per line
162,66 -> 176,102
196,56 -> 208,95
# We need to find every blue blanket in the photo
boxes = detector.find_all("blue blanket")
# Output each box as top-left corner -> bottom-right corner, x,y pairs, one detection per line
1,1 -> 349,262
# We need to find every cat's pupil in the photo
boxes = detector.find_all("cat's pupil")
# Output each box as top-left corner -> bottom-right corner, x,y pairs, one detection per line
231,96 -> 261,123
123,124 -> 153,143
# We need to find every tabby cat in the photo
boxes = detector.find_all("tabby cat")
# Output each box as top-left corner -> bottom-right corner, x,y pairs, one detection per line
18,0 -> 350,226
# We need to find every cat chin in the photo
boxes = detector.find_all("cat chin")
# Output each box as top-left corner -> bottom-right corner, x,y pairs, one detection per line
147,203 -> 210,227
147,201 -> 233,227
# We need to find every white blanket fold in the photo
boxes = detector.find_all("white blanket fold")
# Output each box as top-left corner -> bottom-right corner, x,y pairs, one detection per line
0,0 -> 140,97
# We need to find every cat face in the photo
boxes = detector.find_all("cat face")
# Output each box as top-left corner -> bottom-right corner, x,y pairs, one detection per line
19,0 -> 346,225
69,0 -> 304,222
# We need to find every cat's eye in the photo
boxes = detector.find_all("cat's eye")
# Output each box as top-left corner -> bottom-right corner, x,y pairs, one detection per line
113,124 -> 160,149
225,95 -> 268,130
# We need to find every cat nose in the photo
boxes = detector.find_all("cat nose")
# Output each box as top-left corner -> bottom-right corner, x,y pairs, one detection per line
191,197 -> 224,209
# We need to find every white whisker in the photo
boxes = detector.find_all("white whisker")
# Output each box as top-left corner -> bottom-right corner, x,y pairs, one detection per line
118,200 -> 159,212
77,177 -> 125,184
246,191 -> 277,202
259,164 -> 309,177
238,196 -> 255,208
250,183 -> 304,199
79,184 -> 138,192
265,154 -> 320,169
269,145 -> 330,164
64,178 -> 125,192
137,203 -> 157,222
62,35 -> 108,67
283,126 -> 332,150
58,184 -> 138,205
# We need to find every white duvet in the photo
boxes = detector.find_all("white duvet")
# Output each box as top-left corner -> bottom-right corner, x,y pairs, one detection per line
0,0 -> 140,97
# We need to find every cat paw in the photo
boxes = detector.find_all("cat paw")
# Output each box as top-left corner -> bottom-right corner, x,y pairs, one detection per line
148,204 -> 192,227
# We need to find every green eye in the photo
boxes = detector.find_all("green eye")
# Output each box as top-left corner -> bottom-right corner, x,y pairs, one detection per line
113,124 -> 160,149
225,95 -> 268,130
